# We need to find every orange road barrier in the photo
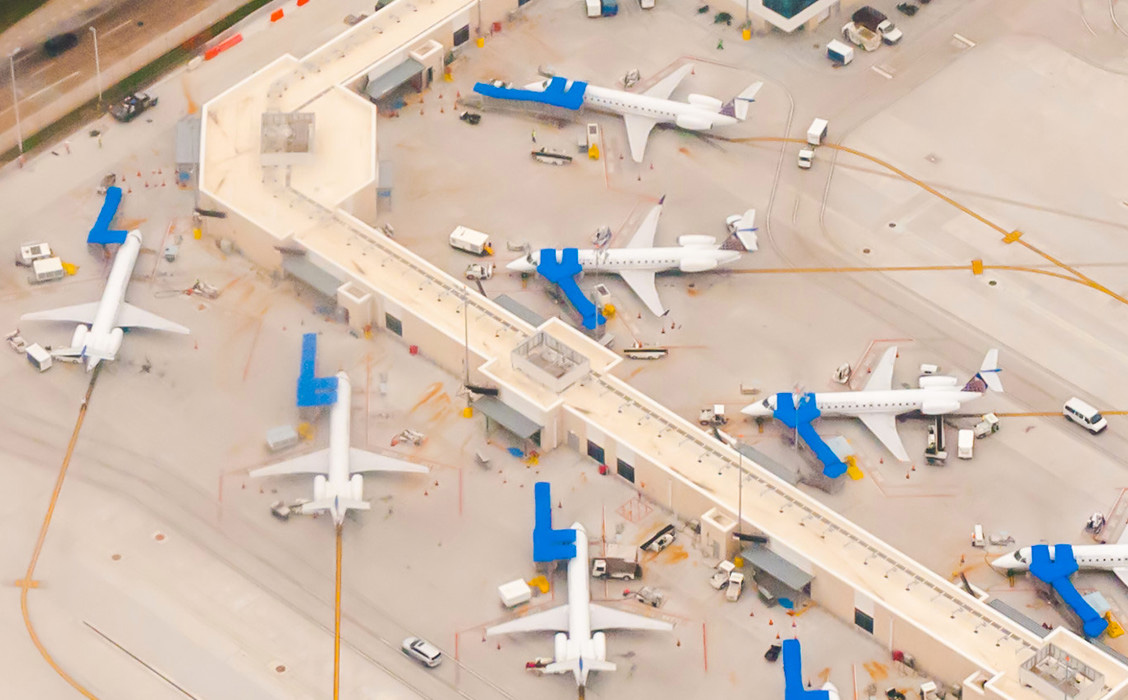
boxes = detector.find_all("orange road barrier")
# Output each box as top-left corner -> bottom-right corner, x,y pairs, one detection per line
204,34 -> 243,61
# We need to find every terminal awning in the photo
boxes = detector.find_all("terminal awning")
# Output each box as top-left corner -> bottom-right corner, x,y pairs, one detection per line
364,58 -> 425,102
741,545 -> 813,592
473,396 -> 541,440
282,253 -> 344,298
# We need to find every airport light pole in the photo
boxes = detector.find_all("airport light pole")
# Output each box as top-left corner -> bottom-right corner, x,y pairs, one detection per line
90,26 -> 103,105
8,47 -> 23,154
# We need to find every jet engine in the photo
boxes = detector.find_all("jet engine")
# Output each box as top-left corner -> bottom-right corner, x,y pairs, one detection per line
918,375 -> 958,389
70,324 -> 89,350
679,257 -> 718,273
592,632 -> 607,660
675,114 -> 713,130
107,327 -> 124,357
350,474 -> 364,501
921,400 -> 960,415
313,474 -> 328,501
686,94 -> 723,112
553,632 -> 568,662
676,234 -> 718,248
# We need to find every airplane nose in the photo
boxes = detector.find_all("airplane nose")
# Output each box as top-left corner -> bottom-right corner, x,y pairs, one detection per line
990,553 -> 1019,571
506,258 -> 533,272
741,401 -> 771,417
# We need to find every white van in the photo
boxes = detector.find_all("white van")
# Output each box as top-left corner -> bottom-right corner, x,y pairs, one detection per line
1063,397 -> 1108,434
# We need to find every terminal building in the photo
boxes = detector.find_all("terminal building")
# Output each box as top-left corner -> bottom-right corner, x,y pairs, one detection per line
197,0 -> 1128,697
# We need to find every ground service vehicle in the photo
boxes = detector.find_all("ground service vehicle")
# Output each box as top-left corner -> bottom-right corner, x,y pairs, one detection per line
852,6 -> 903,44
44,33 -> 78,57
826,39 -> 855,65
1064,398 -> 1108,434
449,226 -> 493,255
110,93 -> 159,122
402,637 -> 443,667
842,22 -> 881,51
725,572 -> 745,601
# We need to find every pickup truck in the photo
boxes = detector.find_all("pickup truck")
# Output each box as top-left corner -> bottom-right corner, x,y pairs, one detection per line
110,93 -> 159,122
841,22 -> 881,52
725,572 -> 745,602
591,557 -> 641,580
851,6 -> 903,44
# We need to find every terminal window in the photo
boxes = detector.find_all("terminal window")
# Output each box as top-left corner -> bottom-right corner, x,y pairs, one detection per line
587,440 -> 605,465
617,458 -> 635,483
854,608 -> 874,634
385,312 -> 403,337
763,0 -> 819,19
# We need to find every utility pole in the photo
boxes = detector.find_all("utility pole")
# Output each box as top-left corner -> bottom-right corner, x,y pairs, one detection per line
90,26 -> 103,105
8,48 -> 23,154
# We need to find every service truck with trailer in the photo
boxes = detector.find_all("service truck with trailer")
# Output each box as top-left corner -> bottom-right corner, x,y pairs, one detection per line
851,6 -> 903,44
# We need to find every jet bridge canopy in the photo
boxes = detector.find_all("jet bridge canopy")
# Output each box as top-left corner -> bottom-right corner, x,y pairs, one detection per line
473,396 -> 542,441
364,58 -> 425,102
742,545 -> 813,593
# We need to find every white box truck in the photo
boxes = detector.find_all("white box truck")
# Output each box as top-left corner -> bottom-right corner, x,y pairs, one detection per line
449,226 -> 493,256
26,343 -> 52,372
957,429 -> 974,459
31,257 -> 65,284
826,39 -> 855,65
585,0 -> 601,17
807,119 -> 828,146
498,579 -> 532,607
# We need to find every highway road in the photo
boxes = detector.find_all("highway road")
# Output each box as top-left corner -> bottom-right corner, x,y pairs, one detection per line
0,0 -> 230,154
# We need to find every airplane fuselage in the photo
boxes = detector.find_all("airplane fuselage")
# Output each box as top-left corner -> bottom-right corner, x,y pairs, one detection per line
582,85 -> 736,131
325,371 -> 356,527
745,387 -> 984,419
563,522 -> 597,688
91,229 -> 142,337
810,388 -> 984,417
509,247 -> 740,275
993,545 -> 1128,573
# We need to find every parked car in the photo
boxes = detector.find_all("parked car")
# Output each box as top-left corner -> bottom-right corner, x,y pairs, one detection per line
402,637 -> 443,667
110,93 -> 159,123
44,33 -> 78,58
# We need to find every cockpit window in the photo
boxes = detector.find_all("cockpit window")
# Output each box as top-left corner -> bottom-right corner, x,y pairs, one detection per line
1014,550 -> 1027,564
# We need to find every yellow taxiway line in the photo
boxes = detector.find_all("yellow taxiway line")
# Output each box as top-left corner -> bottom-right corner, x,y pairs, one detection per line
334,525 -> 343,700
18,369 -> 102,699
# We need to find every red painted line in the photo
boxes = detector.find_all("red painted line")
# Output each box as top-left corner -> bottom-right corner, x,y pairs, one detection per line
701,622 -> 708,672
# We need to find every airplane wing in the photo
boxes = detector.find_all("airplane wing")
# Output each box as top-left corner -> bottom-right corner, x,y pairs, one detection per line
589,604 -> 674,632
623,115 -> 658,163
617,270 -> 666,317
250,448 -> 330,477
486,604 -> 570,636
862,346 -> 898,392
116,302 -> 190,334
21,302 -> 100,324
348,448 -> 429,474
1114,568 -> 1128,589
643,64 -> 693,100
857,413 -> 910,462
625,203 -> 664,249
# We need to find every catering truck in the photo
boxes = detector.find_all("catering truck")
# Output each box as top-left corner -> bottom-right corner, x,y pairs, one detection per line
851,6 -> 902,44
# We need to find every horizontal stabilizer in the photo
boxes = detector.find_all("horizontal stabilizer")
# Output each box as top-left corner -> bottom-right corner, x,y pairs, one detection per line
349,448 -> 429,474
544,658 -> 615,675
590,603 -> 674,631
301,497 -> 369,515
250,449 -> 330,477
21,301 -> 100,325
117,302 -> 190,334
487,604 -> 570,636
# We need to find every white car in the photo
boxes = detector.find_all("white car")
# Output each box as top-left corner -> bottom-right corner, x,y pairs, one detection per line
402,637 -> 443,667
